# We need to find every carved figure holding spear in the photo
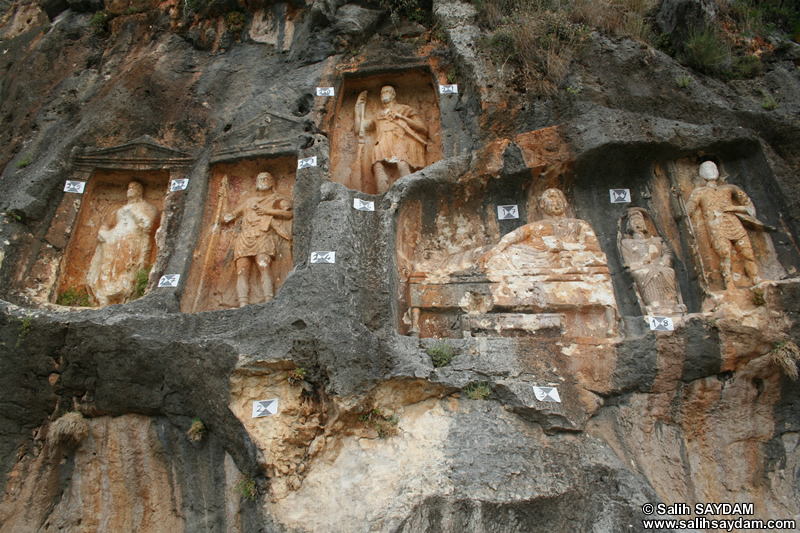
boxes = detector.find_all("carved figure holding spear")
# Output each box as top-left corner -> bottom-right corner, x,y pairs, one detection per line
222,172 -> 293,307
354,86 -> 429,194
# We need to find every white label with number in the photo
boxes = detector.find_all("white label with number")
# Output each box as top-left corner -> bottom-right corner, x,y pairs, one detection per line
609,189 -> 631,203
648,316 -> 674,331
439,84 -> 458,94
316,87 -> 335,96
311,251 -> 335,264
353,199 -> 375,211
252,399 -> 278,418
533,386 -> 561,403
170,179 -> 189,192
298,156 -> 318,169
497,205 -> 519,220
158,274 -> 180,288
64,181 -> 86,194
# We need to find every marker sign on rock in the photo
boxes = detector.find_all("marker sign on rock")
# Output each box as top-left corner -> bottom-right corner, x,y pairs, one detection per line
353,198 -> 375,211
439,84 -> 458,94
158,274 -> 180,288
316,87 -> 335,97
497,205 -> 519,220
311,251 -> 335,264
609,189 -> 631,203
533,386 -> 561,403
252,399 -> 278,418
648,316 -> 674,331
64,181 -> 86,194
170,179 -> 189,192
298,156 -> 317,169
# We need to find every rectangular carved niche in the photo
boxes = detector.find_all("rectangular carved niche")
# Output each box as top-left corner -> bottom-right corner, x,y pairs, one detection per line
329,70 -> 442,194
182,157 -> 296,313
53,170 -> 169,306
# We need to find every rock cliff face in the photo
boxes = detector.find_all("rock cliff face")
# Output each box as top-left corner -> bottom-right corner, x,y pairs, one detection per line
1,0 -> 799,531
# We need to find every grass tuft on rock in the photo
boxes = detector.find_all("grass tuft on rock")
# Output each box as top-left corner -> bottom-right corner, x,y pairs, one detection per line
463,381 -> 491,400
186,417 -> 207,442
427,340 -> 455,367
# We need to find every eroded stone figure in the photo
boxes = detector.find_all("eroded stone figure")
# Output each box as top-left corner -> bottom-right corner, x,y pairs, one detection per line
686,161 -> 766,290
407,188 -> 617,337
86,181 -> 159,306
478,188 -> 604,270
619,208 -> 686,315
223,172 -> 293,307
354,85 -> 428,193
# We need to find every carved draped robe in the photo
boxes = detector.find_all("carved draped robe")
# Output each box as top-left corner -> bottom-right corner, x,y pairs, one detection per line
370,104 -> 427,170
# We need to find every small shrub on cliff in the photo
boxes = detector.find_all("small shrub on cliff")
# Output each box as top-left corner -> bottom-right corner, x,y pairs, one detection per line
186,417 -> 206,442
287,367 -> 308,384
380,0 -> 431,25
16,153 -> 32,169
427,341 -> 455,367
15,315 -> 32,347
752,287 -> 766,305
47,412 -> 90,448
226,11 -> 246,35
90,11 -> 107,34
463,381 -> 491,400
761,91 -> 778,110
772,341 -> 800,380
359,408 -> 399,438
56,287 -> 91,307
678,26 -> 731,75
132,265 -> 151,300
676,74 -> 691,88
234,476 -> 257,502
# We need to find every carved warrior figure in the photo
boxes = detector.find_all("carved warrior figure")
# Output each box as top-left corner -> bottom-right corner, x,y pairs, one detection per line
354,85 -> 429,193
223,172 -> 293,307
86,181 -> 159,307
685,161 -> 766,290
619,208 -> 686,315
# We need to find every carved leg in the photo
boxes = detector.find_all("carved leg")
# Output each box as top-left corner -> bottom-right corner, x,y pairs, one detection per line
736,238 -> 761,285
397,161 -> 412,178
256,254 -> 274,302
373,162 -> 391,193
712,238 -> 734,290
235,257 -> 252,307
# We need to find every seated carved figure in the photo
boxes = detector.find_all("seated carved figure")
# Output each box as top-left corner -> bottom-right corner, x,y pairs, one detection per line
618,208 -> 686,315
407,188 -> 617,338
86,181 -> 159,307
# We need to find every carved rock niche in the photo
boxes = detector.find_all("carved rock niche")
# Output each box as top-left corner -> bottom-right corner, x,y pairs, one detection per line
396,177 -> 618,339
182,157 -> 296,313
329,70 -> 442,195
53,170 -> 169,307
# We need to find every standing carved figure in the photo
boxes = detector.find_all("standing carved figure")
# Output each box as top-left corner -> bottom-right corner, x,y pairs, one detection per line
86,181 -> 159,306
354,86 -> 429,193
619,208 -> 685,315
223,172 -> 293,307
685,161 -> 765,290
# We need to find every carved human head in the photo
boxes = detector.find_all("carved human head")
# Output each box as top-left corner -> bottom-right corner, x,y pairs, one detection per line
256,172 -> 275,191
539,188 -> 567,217
380,86 -> 396,104
627,209 -> 648,237
699,161 -> 720,183
127,181 -> 144,200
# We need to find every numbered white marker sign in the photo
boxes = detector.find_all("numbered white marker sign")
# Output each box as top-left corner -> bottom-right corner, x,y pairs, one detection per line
311,251 -> 335,264
439,84 -> 458,94
252,399 -> 279,418
170,179 -> 189,192
316,87 -> 335,96
353,199 -> 375,211
609,189 -> 631,203
497,205 -> 519,220
648,316 -> 674,331
298,156 -> 318,169
158,274 -> 180,288
64,181 -> 86,194
533,386 -> 561,403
